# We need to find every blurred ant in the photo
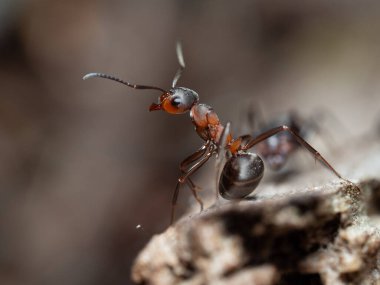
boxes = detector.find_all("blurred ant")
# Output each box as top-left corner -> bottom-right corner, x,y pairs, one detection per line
241,107 -> 346,172
244,111 -> 304,171
84,43 -> 346,225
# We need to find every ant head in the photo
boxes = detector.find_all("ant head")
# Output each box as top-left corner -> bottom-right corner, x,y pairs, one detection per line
150,87 -> 199,114
84,42 -> 196,114
150,43 -> 198,114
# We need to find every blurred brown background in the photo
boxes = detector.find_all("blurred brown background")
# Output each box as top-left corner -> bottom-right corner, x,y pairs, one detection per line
0,0 -> 380,284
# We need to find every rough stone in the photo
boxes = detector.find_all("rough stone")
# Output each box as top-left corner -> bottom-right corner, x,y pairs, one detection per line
132,139 -> 380,285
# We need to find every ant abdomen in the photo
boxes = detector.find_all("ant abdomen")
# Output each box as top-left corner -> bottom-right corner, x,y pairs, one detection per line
219,153 -> 264,200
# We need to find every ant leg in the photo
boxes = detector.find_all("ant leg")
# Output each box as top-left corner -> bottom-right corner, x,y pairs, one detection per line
169,142 -> 210,225
241,125 -> 343,179
170,142 -> 213,223
299,110 -> 351,152
297,112 -> 337,153
180,141 -> 211,171
178,148 -> 214,183
238,134 -> 254,146
181,144 -> 208,214
171,147 -> 214,225
186,178 -> 204,212
171,182 -> 182,225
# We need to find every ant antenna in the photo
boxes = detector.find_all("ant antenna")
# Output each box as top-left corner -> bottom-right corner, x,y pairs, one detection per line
83,73 -> 168,93
171,42 -> 186,88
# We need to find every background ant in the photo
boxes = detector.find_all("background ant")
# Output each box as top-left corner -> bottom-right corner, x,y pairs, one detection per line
84,43 -> 345,225
237,106 -> 349,176
241,110 -> 305,171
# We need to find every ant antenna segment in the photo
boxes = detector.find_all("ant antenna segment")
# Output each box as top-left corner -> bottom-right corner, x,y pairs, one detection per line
83,73 -> 167,93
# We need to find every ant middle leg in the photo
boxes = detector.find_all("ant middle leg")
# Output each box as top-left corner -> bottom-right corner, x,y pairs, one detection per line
241,125 -> 344,179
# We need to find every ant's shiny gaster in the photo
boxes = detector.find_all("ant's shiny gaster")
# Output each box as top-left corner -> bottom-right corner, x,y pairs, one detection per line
83,42 -> 347,225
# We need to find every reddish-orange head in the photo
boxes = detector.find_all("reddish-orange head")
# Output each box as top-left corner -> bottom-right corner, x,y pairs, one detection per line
149,87 -> 199,114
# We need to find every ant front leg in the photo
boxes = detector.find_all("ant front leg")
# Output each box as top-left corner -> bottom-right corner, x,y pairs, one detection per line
170,142 -> 214,225
180,146 -> 209,212
241,125 -> 344,179
179,141 -> 211,171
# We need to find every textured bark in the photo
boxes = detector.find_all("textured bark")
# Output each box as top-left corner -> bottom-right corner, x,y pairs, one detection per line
132,139 -> 380,285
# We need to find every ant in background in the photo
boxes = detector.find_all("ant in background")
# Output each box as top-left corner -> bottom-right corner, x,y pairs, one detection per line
243,110 -> 304,172
84,43 -> 347,225
238,106 -> 348,174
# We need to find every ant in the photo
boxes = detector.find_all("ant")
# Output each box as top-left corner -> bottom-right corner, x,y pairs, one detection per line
240,110 -> 316,172
83,43 -> 346,225
239,110 -> 304,171
241,107 -> 346,172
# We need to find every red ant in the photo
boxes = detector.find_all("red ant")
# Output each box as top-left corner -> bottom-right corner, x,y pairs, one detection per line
83,43 -> 346,225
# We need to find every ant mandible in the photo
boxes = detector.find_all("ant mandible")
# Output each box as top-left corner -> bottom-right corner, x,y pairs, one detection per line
83,43 -> 345,225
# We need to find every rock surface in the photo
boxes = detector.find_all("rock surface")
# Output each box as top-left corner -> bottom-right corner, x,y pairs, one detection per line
132,139 -> 380,285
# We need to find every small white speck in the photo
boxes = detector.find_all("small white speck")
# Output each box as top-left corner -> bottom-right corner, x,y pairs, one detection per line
136,224 -> 142,229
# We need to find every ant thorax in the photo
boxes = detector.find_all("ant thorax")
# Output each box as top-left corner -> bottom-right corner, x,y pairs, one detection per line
190,103 -> 224,143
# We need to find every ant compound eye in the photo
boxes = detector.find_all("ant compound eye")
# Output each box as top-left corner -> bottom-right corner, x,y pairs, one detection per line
219,153 -> 264,200
161,87 -> 199,114
171,96 -> 182,107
